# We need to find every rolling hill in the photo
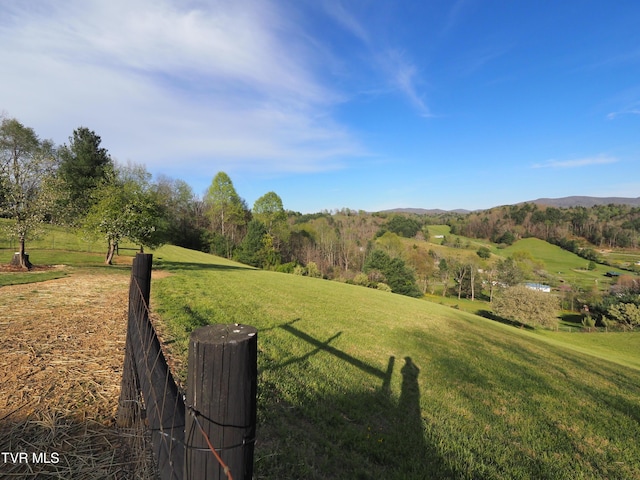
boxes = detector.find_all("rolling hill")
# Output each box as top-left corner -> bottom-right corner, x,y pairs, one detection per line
150,245 -> 640,480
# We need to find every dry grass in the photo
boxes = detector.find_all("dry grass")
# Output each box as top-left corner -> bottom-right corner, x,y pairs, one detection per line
0,273 -> 156,478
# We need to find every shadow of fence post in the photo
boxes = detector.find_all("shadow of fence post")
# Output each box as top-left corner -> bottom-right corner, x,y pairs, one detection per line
116,253 -> 257,480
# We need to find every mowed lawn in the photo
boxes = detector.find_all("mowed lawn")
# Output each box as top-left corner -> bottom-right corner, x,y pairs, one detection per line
150,246 -> 640,480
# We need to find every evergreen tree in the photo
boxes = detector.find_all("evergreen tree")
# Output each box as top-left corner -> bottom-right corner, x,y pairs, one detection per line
58,127 -> 113,220
235,219 -> 267,267
365,250 -> 422,298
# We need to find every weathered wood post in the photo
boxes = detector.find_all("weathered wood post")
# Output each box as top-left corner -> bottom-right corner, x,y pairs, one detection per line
185,324 -> 257,480
116,253 -> 152,427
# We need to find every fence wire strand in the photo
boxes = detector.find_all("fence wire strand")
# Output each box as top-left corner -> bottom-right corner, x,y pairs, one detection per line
117,260 -> 236,480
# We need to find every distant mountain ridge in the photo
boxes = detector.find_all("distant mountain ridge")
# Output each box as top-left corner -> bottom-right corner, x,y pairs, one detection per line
379,207 -> 471,215
379,196 -> 640,215
524,196 -> 640,208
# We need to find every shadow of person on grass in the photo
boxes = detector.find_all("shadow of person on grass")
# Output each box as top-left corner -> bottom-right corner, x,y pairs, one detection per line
394,356 -> 454,479
256,322 -> 456,479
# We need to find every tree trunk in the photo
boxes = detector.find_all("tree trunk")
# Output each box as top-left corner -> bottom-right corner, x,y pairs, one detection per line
470,268 -> 476,301
105,239 -> 117,265
10,237 -> 33,270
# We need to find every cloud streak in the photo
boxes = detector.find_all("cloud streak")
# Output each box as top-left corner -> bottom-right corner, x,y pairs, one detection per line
321,2 -> 431,117
0,0 -> 363,177
532,155 -> 618,169
607,108 -> 640,120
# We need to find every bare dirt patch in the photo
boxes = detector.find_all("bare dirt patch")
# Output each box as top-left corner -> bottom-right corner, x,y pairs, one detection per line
0,273 -> 150,478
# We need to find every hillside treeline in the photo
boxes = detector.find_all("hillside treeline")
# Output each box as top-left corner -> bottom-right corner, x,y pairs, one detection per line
2,116 -> 639,330
449,203 -> 640,252
0,116 -> 428,299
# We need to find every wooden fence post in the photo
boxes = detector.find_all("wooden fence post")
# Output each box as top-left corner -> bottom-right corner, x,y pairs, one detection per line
130,253 -> 153,310
185,324 -> 257,480
116,253 -> 152,427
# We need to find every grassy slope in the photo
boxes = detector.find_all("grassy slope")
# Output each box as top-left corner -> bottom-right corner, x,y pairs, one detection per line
0,219 -> 138,285
151,245 -> 640,480
0,218 -> 139,256
502,237 -> 611,287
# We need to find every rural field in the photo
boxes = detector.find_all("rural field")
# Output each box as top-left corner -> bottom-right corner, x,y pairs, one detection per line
1,239 -> 640,479
150,245 -> 640,480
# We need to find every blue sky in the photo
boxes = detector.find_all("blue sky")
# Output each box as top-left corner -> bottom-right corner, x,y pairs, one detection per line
1,0 -> 638,213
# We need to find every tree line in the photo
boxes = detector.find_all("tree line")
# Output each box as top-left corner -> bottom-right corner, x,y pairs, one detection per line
0,117 -> 204,267
449,202 -> 640,252
1,115 -> 638,330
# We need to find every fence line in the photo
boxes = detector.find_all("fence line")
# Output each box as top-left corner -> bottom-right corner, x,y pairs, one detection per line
117,253 -> 185,480
117,253 -> 256,480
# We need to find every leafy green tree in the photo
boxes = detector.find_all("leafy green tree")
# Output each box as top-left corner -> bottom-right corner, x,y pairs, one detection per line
439,258 -> 451,297
253,191 -> 286,234
204,172 -> 248,257
476,246 -> 491,259
496,257 -> 524,287
375,231 -> 404,258
0,117 -> 57,269
153,176 -> 206,250
57,127 -> 113,220
407,245 -> 436,294
451,259 -> 467,300
606,303 -> 640,331
259,232 -> 280,268
496,230 -> 516,245
84,164 -> 164,264
386,215 -> 421,238
492,285 -> 559,329
253,191 -> 288,261
365,250 -> 422,298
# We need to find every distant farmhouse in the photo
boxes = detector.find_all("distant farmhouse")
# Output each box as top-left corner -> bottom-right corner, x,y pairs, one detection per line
525,282 -> 551,293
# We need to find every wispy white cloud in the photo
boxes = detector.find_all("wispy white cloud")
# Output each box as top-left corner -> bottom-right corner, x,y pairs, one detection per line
0,0 -> 363,177
321,0 -> 370,44
532,155 -> 618,169
607,108 -> 640,120
321,2 -> 430,117
440,0 -> 472,38
378,49 -> 431,117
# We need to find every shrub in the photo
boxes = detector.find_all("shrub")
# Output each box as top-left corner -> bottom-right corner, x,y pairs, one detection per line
353,272 -> 370,286
306,261 -> 322,278
582,314 -> 596,329
492,285 -> 560,329
607,303 -> 640,330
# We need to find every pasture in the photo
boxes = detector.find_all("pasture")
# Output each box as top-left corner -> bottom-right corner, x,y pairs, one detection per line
151,245 -> 640,480
1,223 -> 639,479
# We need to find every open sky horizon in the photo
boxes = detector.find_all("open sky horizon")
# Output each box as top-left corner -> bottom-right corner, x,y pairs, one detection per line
1,1 -> 638,213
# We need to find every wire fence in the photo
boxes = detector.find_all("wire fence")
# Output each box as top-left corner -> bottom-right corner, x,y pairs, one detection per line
117,254 -> 253,480
116,253 -> 185,479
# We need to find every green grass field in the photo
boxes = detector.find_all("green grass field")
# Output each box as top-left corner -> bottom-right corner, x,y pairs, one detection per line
501,238 -> 612,289
0,219 -> 139,285
150,245 -> 640,480
2,224 -> 640,478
